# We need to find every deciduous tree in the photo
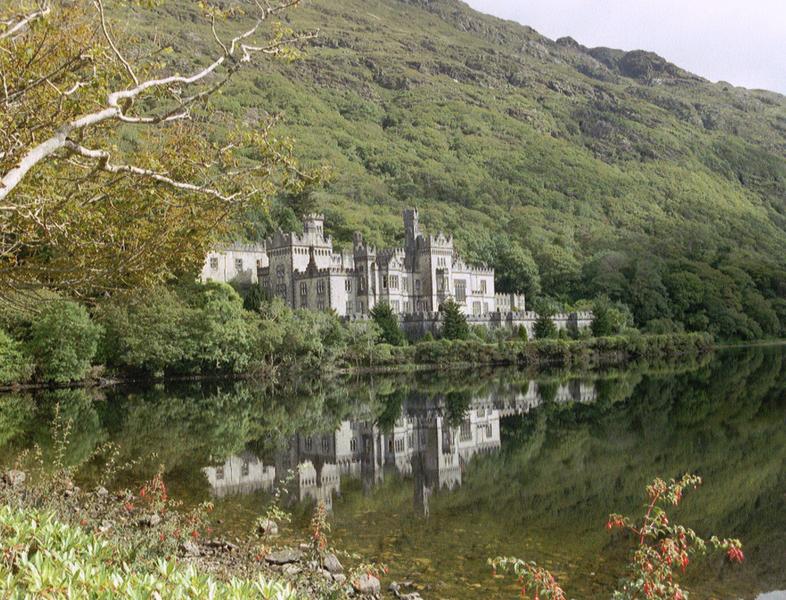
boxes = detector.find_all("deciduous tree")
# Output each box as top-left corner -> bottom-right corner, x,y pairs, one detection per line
0,0 -> 317,298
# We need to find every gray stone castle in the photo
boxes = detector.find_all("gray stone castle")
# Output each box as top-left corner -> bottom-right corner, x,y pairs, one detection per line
201,209 -> 592,336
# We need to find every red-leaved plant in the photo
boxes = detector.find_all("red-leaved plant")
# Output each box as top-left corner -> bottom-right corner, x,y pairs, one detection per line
490,475 -> 744,600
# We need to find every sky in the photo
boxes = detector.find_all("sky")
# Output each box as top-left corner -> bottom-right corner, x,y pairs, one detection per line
464,0 -> 786,95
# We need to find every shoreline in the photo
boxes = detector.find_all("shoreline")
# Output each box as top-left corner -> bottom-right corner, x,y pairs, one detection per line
4,332 -> 779,394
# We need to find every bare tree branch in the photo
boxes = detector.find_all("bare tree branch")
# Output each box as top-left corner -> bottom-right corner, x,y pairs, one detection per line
0,1 -> 315,202
94,0 -> 138,85
0,2 -> 51,41
63,140 -> 244,203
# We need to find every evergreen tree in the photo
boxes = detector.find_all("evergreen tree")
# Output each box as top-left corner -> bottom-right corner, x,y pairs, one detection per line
440,299 -> 469,340
370,302 -> 405,346
533,312 -> 557,340
243,284 -> 265,312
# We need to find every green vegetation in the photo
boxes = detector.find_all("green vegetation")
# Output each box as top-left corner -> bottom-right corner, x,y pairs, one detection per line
0,505 -> 299,599
28,302 -> 102,384
439,299 -> 469,340
533,312 -> 557,339
0,280 -> 714,386
109,0 -> 786,341
370,301 -> 405,346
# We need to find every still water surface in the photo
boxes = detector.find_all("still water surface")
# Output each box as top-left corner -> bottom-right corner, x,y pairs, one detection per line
1,347 -> 785,598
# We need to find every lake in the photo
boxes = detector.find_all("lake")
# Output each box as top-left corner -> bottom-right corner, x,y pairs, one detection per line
1,346 -> 784,599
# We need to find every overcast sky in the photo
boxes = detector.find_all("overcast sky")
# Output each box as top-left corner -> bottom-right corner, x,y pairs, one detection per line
464,0 -> 786,95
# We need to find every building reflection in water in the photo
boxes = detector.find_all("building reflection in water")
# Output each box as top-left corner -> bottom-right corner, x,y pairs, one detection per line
202,380 -> 597,515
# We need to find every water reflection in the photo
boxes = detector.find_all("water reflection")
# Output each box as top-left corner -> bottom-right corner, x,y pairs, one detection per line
2,347 -> 784,599
203,379 -> 599,516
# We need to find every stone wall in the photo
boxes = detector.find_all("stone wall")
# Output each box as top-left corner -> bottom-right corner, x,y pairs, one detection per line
396,311 -> 594,340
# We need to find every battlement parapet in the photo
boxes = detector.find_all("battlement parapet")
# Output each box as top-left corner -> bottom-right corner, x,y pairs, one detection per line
211,242 -> 267,254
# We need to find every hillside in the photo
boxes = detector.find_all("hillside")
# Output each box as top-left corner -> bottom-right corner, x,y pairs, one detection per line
124,0 -> 786,339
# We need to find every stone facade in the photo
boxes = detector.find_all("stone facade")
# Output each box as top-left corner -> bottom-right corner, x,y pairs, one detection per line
199,209 -> 592,333
201,243 -> 268,288
210,209 -> 511,317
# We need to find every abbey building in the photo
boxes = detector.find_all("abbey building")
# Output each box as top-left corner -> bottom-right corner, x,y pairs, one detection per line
202,209 -> 525,317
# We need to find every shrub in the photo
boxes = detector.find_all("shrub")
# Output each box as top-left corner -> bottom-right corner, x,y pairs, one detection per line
28,301 -> 102,383
0,329 -> 33,385
0,505 -> 299,599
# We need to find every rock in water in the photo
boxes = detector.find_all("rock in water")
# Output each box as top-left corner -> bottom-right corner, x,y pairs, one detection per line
323,553 -> 344,573
353,573 -> 381,595
265,549 -> 303,565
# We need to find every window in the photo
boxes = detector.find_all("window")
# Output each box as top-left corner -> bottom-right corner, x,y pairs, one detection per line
480,280 -> 487,294
486,424 -> 493,438
357,300 -> 364,313
415,279 -> 421,293
316,279 -> 326,295
241,459 -> 250,477
389,275 -> 399,289
350,438 -> 357,452
395,438 -> 405,452
209,257 -> 219,270
404,301 -> 411,313
235,258 -> 244,271
216,466 -> 224,480
382,275 -> 388,289
483,302 -> 489,314
359,276 -> 366,292
473,301 -> 481,315
317,299 -> 325,310
402,277 -> 409,292
261,276 -> 269,289
455,280 -> 466,302
322,436 -> 330,452
416,300 -> 423,312
391,300 -> 400,313
345,279 -> 352,292
460,420 -> 472,442
346,301 -> 353,314
304,438 -> 313,451
300,282 -> 308,296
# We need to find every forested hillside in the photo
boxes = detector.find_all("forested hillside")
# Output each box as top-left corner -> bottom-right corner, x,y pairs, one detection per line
123,0 -> 786,340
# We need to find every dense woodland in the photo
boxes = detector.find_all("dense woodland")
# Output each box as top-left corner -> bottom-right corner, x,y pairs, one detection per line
108,0 -> 786,340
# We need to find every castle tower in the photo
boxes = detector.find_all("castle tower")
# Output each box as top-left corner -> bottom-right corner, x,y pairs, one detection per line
303,214 -> 325,238
403,208 -> 420,251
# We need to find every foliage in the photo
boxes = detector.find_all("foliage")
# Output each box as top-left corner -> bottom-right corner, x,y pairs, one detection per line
0,330 -> 33,386
96,286 -> 198,374
490,475 -> 744,600
591,295 -> 631,337
533,313 -> 557,340
440,299 -> 469,340
28,301 -> 102,383
370,301 -> 405,346
0,505 -> 300,600
0,0 -> 315,298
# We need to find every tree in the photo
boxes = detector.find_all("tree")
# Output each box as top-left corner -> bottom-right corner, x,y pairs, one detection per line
28,301 -> 102,382
243,285 -> 266,312
95,286 -> 196,374
370,302 -> 405,346
533,312 -> 557,340
440,299 -> 469,340
0,0 -> 317,298
0,329 -> 33,385
591,295 -> 631,337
